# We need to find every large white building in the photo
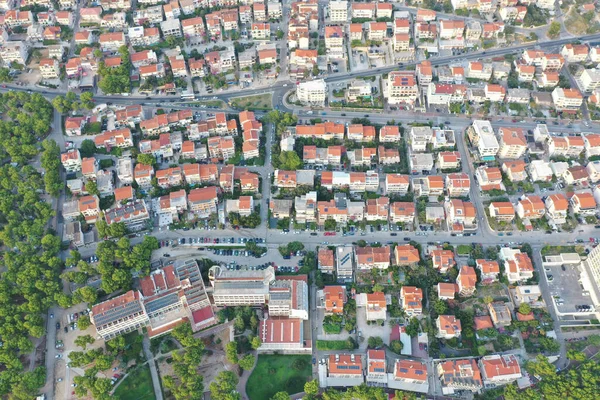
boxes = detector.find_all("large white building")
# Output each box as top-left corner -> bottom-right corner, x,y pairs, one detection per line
297,79 -> 327,106
467,120 -> 499,161
328,1 -> 348,22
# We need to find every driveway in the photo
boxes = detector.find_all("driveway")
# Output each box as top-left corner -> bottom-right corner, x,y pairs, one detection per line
355,308 -> 392,350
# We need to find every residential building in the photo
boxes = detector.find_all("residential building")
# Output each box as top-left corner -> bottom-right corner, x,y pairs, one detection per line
516,196 -> 545,219
444,199 -> 477,231
545,193 -> 569,224
210,266 -> 274,306
488,301 -> 512,328
497,127 -> 527,159
385,174 -> 410,195
188,187 -> 219,218
386,71 -> 419,106
436,315 -> 462,339
365,292 -> 387,321
400,286 -> 423,316
552,87 -> 583,110
561,43 -> 589,62
570,192 -> 597,215
366,349 -> 387,385
321,285 -> 346,314
457,266 -> 477,296
500,247 -> 534,283
390,202 -> 416,225
438,283 -> 457,300
336,246 -> 354,282
297,79 -> 327,106
580,68 -> 600,93
467,120 -> 499,161
431,249 -> 456,273
326,354 -> 363,386
437,359 -> 482,394
438,151 -> 461,170
476,259 -> 500,284
475,166 -> 503,191
488,202 -> 515,222
392,360 -> 429,393
355,246 -> 391,270
394,245 -> 420,267
446,173 -> 471,197
479,355 -> 522,387
61,149 -> 82,172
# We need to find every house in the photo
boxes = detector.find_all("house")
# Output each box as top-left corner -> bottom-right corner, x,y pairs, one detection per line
134,164 -> 154,189
378,147 -> 401,165
297,79 -> 327,106
436,315 -> 462,339
187,187 -> 219,218
39,58 -> 60,79
390,202 -> 415,225
355,246 -> 391,270
81,157 -> 98,180
587,161 -> 600,183
545,193 -> 569,224
584,134 -> 600,159
488,302 -> 512,328
394,244 -> 420,267
502,160 -> 528,182
412,176 -> 445,197
365,197 -> 389,221
437,283 -> 457,300
529,160 -> 554,182
488,202 -> 515,222
516,63 -> 535,82
479,355 -> 522,387
114,186 -> 134,203
561,43 -> 589,62
391,359 -> 429,393
498,127 -> 527,159
564,166 -> 589,186
61,149 -> 82,172
476,260 -> 500,285
318,249 -> 335,274
365,292 -> 387,321
326,354 -> 363,386
379,125 -> 401,143
516,196 -> 545,219
226,196 -> 254,217
322,286 -> 346,314
445,173 -> 470,197
431,250 -> 456,273
570,192 -> 597,215
269,199 -> 293,219
484,84 -> 506,102
444,199 -> 477,231
437,359 -> 482,394
385,174 -> 410,195
78,195 -> 101,223
437,151 -> 461,170
475,166 -> 504,191
552,87 -> 583,110
99,32 -> 125,51
500,247 -> 534,283
366,349 -> 387,385
347,125 -> 376,142
457,266 -> 477,296
400,286 -> 423,316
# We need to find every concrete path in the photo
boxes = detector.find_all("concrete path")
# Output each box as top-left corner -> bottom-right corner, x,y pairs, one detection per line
237,351 -> 258,400
142,336 -> 164,400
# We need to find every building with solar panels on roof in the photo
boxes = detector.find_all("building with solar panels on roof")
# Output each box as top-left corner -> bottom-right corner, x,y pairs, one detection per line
90,259 -> 215,340
209,265 -> 275,306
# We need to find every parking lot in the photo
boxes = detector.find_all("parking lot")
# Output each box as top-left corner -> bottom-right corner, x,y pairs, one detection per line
543,263 -> 594,315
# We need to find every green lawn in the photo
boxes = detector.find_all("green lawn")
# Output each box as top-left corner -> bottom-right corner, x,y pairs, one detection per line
113,365 -> 156,400
230,93 -> 273,110
246,355 -> 311,400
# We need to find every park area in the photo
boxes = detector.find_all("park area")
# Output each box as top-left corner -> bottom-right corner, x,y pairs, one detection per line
230,93 -> 273,111
113,365 -> 156,400
246,355 -> 312,400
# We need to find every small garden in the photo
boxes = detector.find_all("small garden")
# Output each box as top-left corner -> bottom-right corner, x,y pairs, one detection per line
246,355 -> 312,400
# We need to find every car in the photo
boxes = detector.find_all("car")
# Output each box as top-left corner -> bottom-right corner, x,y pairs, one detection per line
390,233 -> 397,236
163,253 -> 171,257
64,327 -> 68,333
56,322 -> 60,330
561,265 -> 566,271
404,237 -> 410,241
310,232 -> 318,236
57,378 -> 63,382
55,354 -> 62,359
312,357 -> 316,365
547,275 -> 554,281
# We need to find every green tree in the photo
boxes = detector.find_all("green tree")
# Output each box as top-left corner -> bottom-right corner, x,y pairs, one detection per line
209,371 -> 240,400
225,341 -> 238,364
106,335 -> 127,353
390,340 -> 403,354
368,336 -> 383,348
251,336 -> 262,350
304,379 -> 319,396
547,21 -> 561,39
405,317 -> 420,337
518,303 -> 532,315
80,139 -> 97,157
239,354 -> 255,370
137,153 -> 156,166
85,180 -> 99,196
271,392 -> 289,400
80,92 -> 95,109
78,315 -> 91,330
278,151 -> 302,170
